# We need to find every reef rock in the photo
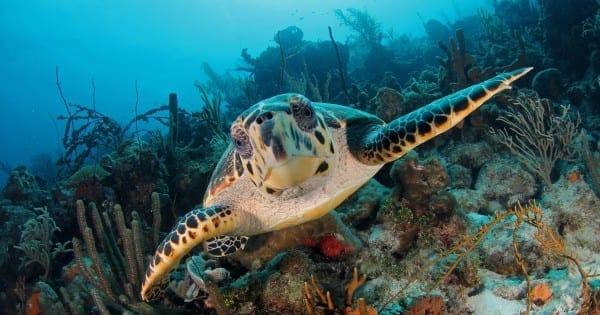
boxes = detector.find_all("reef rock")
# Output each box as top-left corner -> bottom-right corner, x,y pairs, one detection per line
336,178 -> 390,226
532,68 -> 564,101
2,166 -> 45,205
445,141 -> 494,170
371,87 -> 404,122
390,152 -> 451,214
541,173 -> 600,255
101,139 -> 167,211
474,156 -> 538,210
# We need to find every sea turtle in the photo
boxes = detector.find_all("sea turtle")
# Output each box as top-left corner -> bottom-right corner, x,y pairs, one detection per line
140,67 -> 532,301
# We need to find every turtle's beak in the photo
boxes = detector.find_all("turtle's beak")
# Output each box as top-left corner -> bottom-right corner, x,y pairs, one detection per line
263,156 -> 325,190
246,110 -> 333,193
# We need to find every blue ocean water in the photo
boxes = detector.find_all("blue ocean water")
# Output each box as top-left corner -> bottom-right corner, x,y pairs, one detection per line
0,0 -> 488,187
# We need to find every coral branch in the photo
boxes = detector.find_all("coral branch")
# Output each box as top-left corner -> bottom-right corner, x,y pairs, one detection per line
490,91 -> 581,188
72,200 -> 163,314
14,206 -> 71,280
328,26 -> 352,103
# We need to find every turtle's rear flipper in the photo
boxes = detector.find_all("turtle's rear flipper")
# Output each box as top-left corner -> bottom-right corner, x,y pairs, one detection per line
140,204 -> 241,301
205,235 -> 249,256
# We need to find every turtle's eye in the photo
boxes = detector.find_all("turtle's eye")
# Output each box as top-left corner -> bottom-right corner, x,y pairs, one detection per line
290,95 -> 317,132
231,127 -> 253,159
302,107 -> 313,118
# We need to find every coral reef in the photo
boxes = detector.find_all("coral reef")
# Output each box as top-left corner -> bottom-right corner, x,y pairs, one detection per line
239,25 -> 349,101
473,156 -> 538,210
101,139 -> 168,211
404,295 -> 447,315
4,2 -> 600,314
227,211 -> 362,270
538,0 -> 599,76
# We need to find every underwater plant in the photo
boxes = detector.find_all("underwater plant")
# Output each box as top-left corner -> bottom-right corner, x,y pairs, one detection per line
490,91 -> 581,189
194,83 -> 229,141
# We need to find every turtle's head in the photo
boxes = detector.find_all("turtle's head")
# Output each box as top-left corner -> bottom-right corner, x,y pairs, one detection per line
230,94 -> 335,196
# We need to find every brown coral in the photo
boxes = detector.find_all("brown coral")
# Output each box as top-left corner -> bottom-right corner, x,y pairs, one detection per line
405,295 -> 447,315
372,87 -> 404,122
390,154 -> 451,214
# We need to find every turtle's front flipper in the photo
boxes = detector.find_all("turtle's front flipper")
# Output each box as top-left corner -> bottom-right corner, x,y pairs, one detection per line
354,67 -> 532,165
140,204 -> 244,301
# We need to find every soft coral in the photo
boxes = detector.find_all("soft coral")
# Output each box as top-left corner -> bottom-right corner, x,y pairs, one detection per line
302,233 -> 352,259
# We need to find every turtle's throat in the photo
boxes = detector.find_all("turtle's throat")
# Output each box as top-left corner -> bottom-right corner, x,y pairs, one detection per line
263,156 -> 326,190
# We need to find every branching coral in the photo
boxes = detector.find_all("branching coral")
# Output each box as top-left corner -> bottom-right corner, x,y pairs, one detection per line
437,28 -> 527,94
490,91 -> 581,188
14,206 -> 72,280
304,268 -> 376,315
69,198 -> 178,314
72,200 -> 153,313
19,193 -> 168,314
55,68 -> 123,177
437,29 -> 478,93
377,203 -> 520,311
334,8 -> 381,47
511,200 -> 600,313
55,67 -> 175,179
376,198 -> 598,313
